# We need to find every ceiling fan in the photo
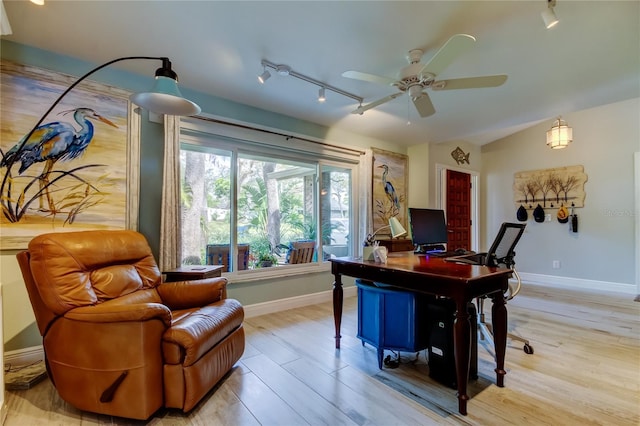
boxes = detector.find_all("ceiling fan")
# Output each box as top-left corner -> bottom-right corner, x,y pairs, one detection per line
343,34 -> 507,117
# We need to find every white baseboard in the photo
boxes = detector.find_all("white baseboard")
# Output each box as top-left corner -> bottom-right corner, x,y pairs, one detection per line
4,345 -> 44,367
519,272 -> 637,296
244,285 -> 358,318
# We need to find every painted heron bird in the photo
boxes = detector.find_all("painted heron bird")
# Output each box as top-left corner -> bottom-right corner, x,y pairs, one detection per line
1,107 -> 118,212
378,164 -> 399,210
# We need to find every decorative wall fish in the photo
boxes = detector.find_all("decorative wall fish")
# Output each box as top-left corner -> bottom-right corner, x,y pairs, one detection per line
451,146 -> 470,165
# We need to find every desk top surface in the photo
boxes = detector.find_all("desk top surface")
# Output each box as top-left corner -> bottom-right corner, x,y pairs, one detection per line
330,252 -> 511,282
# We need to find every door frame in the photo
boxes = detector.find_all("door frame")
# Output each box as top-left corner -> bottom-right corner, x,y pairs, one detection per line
635,152 -> 639,296
435,163 -> 480,251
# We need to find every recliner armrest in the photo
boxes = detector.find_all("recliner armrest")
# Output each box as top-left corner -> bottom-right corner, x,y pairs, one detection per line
65,302 -> 172,327
157,277 -> 228,310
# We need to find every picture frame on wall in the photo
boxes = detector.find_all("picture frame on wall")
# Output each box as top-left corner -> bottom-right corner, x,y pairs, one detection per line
0,60 -> 140,250
371,147 -> 408,235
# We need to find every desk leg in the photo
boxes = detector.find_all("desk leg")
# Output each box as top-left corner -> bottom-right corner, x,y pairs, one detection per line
333,274 -> 343,349
453,299 -> 471,416
491,290 -> 508,387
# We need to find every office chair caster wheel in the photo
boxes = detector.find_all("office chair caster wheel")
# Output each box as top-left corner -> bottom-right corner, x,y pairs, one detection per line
523,343 -> 534,354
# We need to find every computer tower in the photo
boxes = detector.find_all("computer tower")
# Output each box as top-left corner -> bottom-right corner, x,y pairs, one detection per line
426,298 -> 478,389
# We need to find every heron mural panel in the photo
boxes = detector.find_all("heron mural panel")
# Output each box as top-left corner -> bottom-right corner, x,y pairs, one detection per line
0,60 -> 139,249
371,148 -> 408,234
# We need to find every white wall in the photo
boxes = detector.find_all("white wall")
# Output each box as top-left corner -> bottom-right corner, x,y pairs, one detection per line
407,144 -> 430,208
481,98 -> 639,293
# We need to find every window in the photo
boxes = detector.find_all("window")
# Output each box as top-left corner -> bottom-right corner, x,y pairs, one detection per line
178,118 -> 360,276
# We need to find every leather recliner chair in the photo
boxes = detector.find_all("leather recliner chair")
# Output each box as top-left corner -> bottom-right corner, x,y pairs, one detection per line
16,230 -> 245,420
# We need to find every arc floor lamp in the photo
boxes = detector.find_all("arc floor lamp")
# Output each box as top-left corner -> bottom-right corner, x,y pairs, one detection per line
18,56 -> 199,158
0,55 -> 201,208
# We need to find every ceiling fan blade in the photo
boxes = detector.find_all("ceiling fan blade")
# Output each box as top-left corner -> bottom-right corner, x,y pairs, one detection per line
351,92 -> 403,115
432,75 -> 508,91
419,34 -> 476,78
342,70 -> 396,86
413,93 -> 436,117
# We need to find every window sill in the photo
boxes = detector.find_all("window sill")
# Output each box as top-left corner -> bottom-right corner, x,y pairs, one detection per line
224,261 -> 331,283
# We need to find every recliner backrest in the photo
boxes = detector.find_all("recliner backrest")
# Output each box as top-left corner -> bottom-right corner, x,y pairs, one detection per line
27,230 -> 162,315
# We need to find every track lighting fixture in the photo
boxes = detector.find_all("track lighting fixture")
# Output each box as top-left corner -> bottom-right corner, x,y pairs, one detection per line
258,59 -> 363,105
258,68 -> 271,84
542,0 -> 559,29
318,87 -> 326,103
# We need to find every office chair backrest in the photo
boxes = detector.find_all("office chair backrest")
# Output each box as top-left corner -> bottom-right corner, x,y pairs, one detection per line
485,223 -> 526,267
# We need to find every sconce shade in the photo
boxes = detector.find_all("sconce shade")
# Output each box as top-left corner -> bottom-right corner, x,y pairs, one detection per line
546,117 -> 572,149
389,217 -> 407,238
130,76 -> 201,116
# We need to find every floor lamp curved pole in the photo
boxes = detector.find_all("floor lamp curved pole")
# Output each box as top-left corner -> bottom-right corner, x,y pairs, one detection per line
0,56 -> 201,210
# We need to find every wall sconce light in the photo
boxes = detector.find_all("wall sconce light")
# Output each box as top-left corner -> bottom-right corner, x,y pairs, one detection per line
546,116 -> 573,149
258,59 -> 363,105
542,0 -> 559,29
318,87 -> 326,103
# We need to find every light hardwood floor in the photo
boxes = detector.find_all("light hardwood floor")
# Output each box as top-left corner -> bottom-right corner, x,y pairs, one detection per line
4,284 -> 639,425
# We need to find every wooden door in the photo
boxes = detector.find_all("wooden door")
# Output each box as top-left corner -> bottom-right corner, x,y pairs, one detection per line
446,170 -> 471,250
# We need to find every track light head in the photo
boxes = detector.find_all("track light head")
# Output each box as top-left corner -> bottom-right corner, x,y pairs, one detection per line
318,87 -> 326,103
542,0 -> 559,29
258,69 -> 271,84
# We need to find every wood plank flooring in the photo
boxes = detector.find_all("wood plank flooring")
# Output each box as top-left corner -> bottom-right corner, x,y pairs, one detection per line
3,285 -> 639,425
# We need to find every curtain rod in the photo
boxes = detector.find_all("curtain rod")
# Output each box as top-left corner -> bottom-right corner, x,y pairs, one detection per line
191,115 -> 365,156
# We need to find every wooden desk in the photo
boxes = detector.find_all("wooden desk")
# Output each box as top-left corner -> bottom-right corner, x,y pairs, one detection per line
330,253 -> 512,415
163,265 -> 223,282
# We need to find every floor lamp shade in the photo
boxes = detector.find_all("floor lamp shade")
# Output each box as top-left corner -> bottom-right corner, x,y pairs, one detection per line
130,75 -> 201,116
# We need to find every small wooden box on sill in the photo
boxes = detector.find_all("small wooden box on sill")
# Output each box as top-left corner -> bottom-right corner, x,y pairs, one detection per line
375,238 -> 414,253
163,265 -> 224,282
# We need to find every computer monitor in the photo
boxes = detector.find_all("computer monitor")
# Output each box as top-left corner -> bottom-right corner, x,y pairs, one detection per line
408,208 -> 448,253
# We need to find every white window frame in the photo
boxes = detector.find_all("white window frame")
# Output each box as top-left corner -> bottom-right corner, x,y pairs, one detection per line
179,115 -> 363,282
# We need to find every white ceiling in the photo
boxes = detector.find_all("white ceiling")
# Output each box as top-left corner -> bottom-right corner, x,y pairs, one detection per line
2,1 -> 639,147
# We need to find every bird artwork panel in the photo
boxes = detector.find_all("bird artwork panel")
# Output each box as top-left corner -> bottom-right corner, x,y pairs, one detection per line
371,148 -> 408,234
0,60 -> 140,249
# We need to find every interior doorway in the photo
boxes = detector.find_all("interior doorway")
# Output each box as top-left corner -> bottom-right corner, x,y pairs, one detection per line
446,169 -> 471,249
435,164 -> 479,251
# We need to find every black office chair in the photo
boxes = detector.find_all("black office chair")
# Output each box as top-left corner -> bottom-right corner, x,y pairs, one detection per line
449,222 -> 533,355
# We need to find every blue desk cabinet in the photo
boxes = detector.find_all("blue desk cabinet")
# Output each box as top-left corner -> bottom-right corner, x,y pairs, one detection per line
356,279 -> 430,369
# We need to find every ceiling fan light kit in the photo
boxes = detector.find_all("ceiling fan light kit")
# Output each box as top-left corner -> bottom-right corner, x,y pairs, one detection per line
542,0 -> 559,29
546,116 -> 573,149
342,34 -> 507,118
258,59 -> 362,105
